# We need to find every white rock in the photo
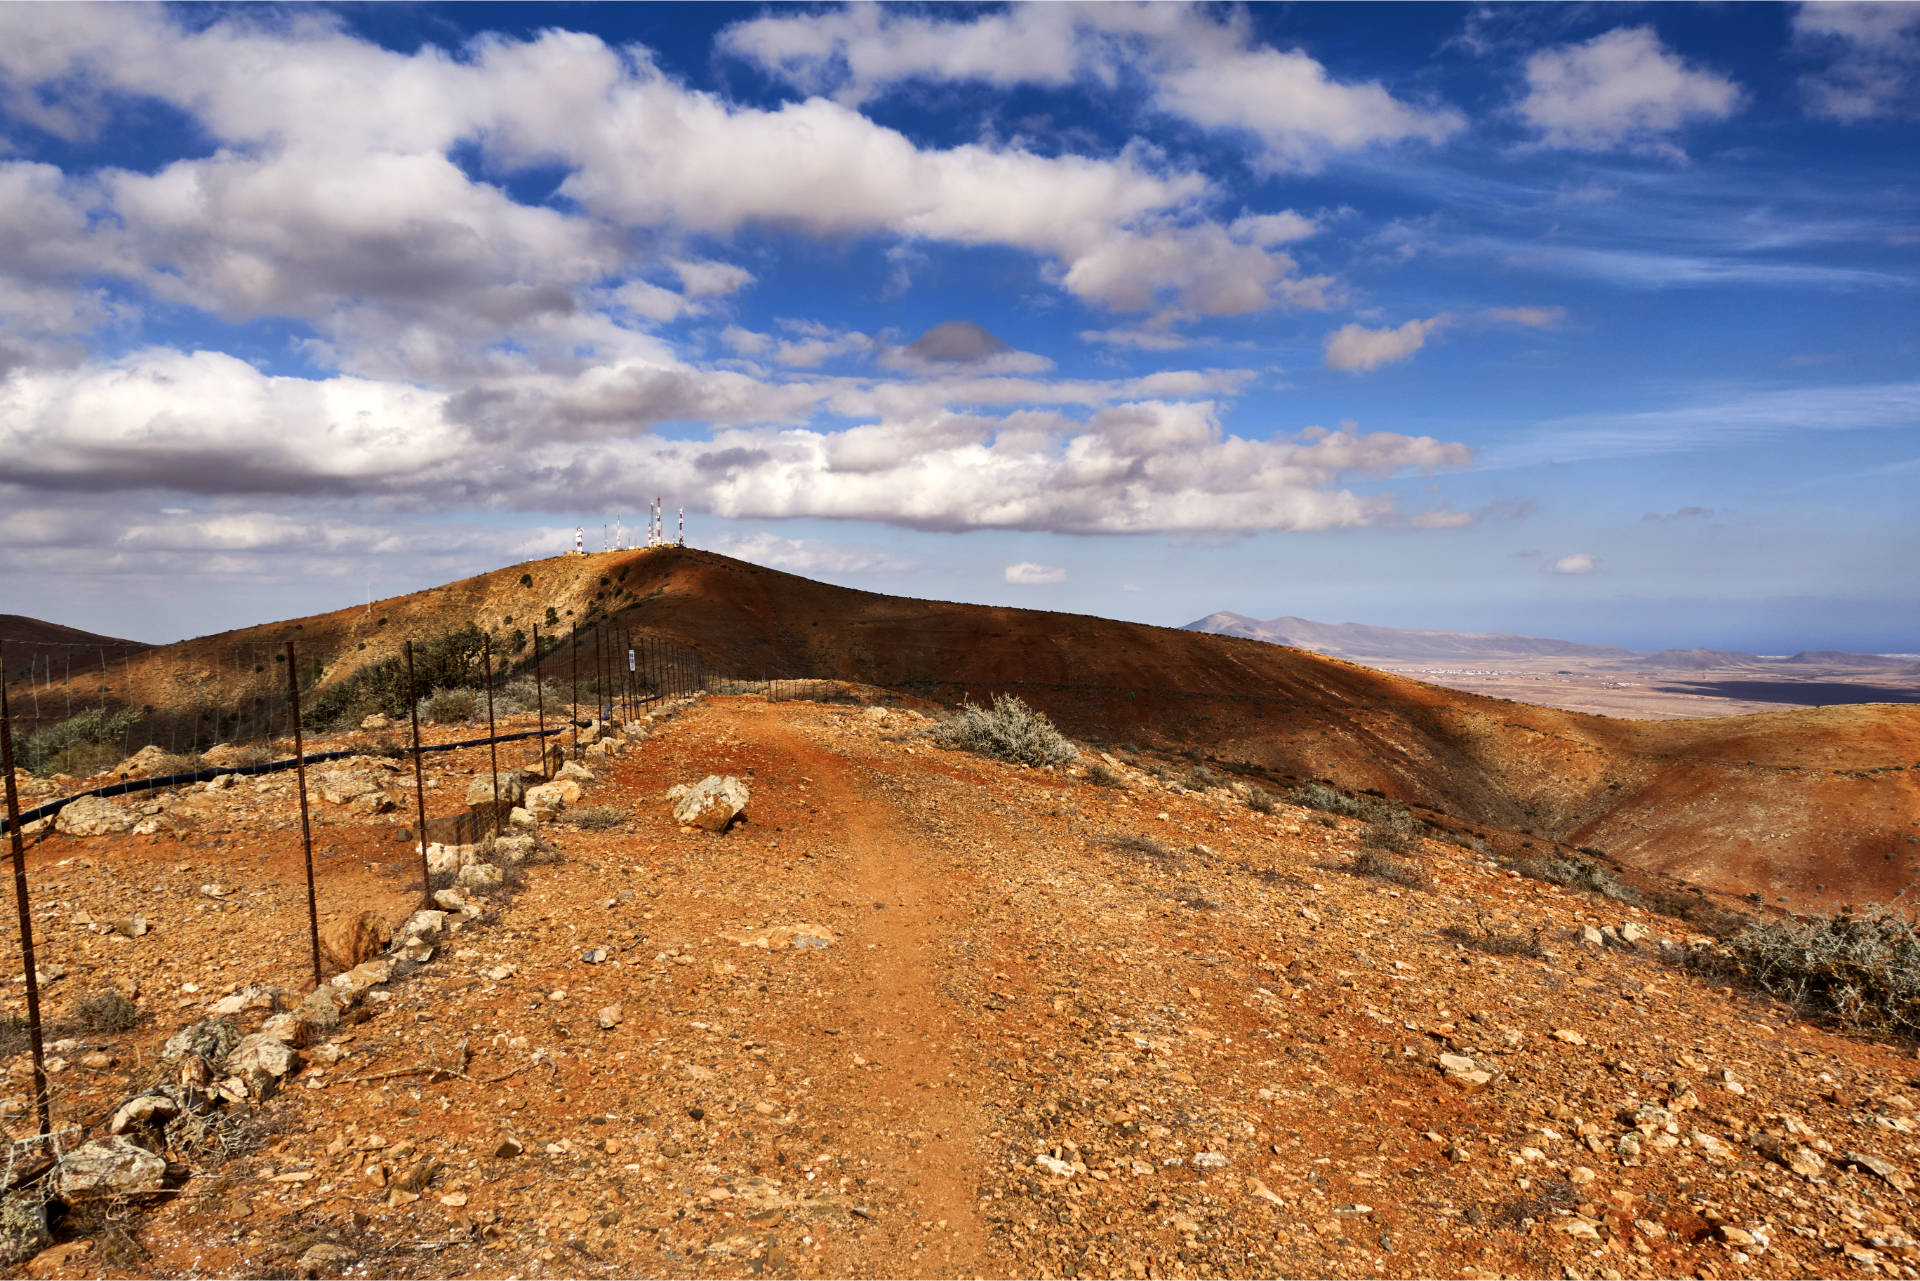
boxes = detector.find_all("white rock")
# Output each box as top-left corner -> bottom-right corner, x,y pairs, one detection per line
456,862 -> 504,890
59,1136 -> 167,1201
672,775 -> 749,832
229,1032 -> 301,1079
54,796 -> 134,837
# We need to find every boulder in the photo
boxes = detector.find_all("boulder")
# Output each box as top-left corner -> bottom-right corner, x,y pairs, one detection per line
457,862 -> 504,891
311,769 -> 391,806
425,844 -> 480,876
108,1094 -> 180,1135
555,761 -> 595,783
509,807 -> 536,829
0,1193 -> 50,1265
259,1013 -> 307,1046
525,780 -> 580,817
330,957 -> 394,997
210,984 -> 283,1017
320,911 -> 391,974
229,1033 -> 301,1080
53,796 -> 134,837
492,834 -> 537,865
360,713 -> 391,731
112,745 -> 174,780
296,986 -> 345,1033
397,909 -> 449,942
58,1135 -> 168,1202
163,1017 -> 241,1067
464,772 -> 527,808
432,888 -> 468,913
672,775 -> 749,832
199,743 -> 251,769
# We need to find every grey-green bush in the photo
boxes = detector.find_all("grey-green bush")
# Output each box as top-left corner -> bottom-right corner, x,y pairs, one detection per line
419,687 -> 480,725
933,695 -> 1078,768
1702,906 -> 1920,1036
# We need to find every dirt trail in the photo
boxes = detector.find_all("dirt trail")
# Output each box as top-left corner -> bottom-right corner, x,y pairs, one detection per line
738,705 -> 994,1275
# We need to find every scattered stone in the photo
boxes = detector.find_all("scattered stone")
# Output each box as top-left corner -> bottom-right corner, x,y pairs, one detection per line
58,1135 -> 168,1201
719,923 -> 834,950
671,775 -> 750,832
433,889 -> 468,913
1845,1151 -> 1912,1191
54,796 -> 135,837
493,834 -> 537,864
1035,1155 -> 1075,1178
1191,1152 -> 1228,1169
1620,920 -> 1653,944
296,987 -> 345,1034
1552,1028 -> 1587,1046
597,1004 -> 623,1030
509,806 -> 536,829
581,948 -> 610,964
555,761 -> 595,783
360,713 -> 390,731
493,1136 -> 524,1159
111,915 -> 149,938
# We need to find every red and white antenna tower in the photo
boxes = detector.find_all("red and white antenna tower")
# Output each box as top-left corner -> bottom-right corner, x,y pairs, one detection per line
677,507 -> 684,547
573,526 -> 584,556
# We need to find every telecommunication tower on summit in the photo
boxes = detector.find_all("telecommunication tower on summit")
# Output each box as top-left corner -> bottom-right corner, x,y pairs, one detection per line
573,526 -> 584,556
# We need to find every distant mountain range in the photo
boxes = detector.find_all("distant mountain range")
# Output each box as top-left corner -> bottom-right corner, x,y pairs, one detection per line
1184,612 -> 1914,671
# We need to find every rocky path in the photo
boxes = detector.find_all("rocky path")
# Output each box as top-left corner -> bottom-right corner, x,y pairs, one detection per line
11,692 -> 1920,1280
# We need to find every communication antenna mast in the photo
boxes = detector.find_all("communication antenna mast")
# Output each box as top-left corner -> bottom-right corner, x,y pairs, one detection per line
615,515 -> 623,550
677,507 -> 684,547
573,526 -> 584,556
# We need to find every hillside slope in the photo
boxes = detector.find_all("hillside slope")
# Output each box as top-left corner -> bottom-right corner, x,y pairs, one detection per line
25,547 -> 1920,913
0,614 -> 149,684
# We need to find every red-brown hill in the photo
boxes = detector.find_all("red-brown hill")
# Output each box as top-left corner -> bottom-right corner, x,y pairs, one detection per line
20,547 -> 1919,914
0,614 -> 150,687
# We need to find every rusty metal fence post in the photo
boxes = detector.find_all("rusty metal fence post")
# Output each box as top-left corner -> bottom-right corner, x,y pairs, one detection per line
283,641 -> 322,991
0,642 -> 52,1135
404,642 -> 433,910
569,626 -> 580,759
482,633 -> 501,838
531,623 -> 547,776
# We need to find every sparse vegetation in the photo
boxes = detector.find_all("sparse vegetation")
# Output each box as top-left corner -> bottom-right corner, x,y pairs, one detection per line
304,623 -> 492,728
21,705 -> 141,776
73,988 -> 140,1032
418,686 -> 480,725
1185,765 -> 1217,791
569,804 -> 626,831
1443,916 -> 1545,958
1087,762 -> 1125,788
1506,850 -> 1635,902
1345,848 -> 1431,890
1246,788 -> 1279,814
1693,905 -> 1920,1037
933,694 -> 1078,768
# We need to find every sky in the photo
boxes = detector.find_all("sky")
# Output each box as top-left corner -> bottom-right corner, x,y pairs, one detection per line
0,2 -> 1915,654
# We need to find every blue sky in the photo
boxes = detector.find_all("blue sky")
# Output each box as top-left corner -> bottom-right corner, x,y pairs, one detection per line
0,2 -> 1914,652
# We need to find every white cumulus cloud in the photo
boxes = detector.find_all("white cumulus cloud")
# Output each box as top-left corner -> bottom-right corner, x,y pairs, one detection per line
1005,562 -> 1067,586
1549,552 -> 1596,575
1518,27 -> 1742,155
1323,315 -> 1449,372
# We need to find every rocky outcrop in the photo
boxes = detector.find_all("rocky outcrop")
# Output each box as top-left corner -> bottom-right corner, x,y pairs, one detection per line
58,1135 -> 168,1202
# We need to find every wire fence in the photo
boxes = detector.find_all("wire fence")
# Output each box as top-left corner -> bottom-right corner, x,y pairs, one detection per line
0,621 -> 716,1145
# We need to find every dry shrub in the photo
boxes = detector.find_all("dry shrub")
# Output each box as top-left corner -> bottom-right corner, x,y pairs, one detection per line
1086,762 -> 1125,788
74,989 -> 140,1033
1347,848 -> 1431,890
1697,905 -> 1920,1037
1443,916 -> 1544,959
569,805 -> 625,831
419,687 -> 480,725
1246,788 -> 1279,814
933,694 -> 1078,767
